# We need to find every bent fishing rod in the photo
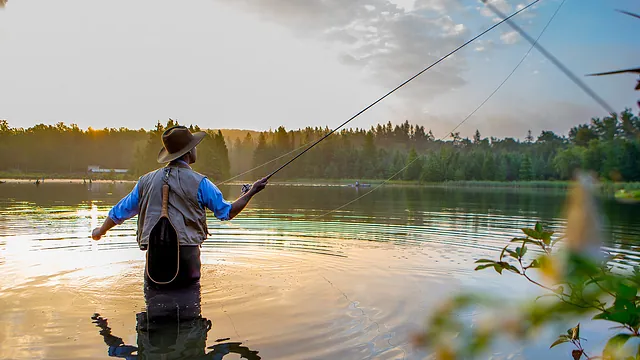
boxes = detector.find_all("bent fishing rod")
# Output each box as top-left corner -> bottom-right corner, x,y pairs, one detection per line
252,0 -> 543,183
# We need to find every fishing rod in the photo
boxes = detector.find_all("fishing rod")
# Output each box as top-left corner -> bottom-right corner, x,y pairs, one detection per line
482,0 -> 616,114
257,0 -> 543,182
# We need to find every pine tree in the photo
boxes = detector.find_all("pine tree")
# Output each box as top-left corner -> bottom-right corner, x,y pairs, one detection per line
519,155 -> 533,181
525,130 -> 534,144
474,130 -> 482,144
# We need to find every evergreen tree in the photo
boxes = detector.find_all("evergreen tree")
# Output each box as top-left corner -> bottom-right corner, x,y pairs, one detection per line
473,130 -> 482,144
525,130 -> 534,144
519,155 -> 533,181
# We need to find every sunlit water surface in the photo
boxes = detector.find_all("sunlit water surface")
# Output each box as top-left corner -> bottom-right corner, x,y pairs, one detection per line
1,182 -> 639,359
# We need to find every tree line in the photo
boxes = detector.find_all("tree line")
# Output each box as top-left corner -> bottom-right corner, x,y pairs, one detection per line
1,108 -> 639,182
0,119 -> 229,180
228,108 -> 640,182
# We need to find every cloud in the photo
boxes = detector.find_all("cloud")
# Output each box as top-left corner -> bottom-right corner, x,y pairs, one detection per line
482,0 -> 512,15
477,0 -> 512,20
413,0 -> 454,13
500,30 -> 519,44
227,0 -> 470,104
478,0 -> 538,24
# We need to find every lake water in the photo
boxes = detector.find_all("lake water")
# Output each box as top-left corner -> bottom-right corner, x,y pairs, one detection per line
1,182 -> 639,359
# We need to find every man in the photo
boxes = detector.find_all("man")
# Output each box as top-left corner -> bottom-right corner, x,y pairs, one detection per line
92,125 -> 267,285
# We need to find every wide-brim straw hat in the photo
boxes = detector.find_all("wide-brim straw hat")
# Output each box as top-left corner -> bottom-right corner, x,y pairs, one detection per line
157,126 -> 206,163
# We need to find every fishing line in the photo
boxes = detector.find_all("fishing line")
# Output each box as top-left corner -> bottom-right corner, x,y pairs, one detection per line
482,0 -> 615,114
230,0 -> 544,183
314,0 -> 567,219
219,142 -> 310,185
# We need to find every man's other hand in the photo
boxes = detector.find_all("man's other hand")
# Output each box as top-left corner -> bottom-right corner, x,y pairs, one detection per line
92,227 -> 104,240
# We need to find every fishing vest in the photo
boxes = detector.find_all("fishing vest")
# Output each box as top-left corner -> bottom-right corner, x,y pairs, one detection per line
137,162 -> 208,248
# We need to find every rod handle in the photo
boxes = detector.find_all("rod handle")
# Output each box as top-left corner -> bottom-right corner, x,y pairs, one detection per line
161,184 -> 169,218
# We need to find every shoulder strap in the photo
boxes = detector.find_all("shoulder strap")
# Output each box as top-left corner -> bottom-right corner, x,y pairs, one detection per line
163,167 -> 172,184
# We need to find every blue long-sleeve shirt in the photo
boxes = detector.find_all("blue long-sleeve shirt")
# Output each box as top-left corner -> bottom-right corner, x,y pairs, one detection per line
108,169 -> 232,225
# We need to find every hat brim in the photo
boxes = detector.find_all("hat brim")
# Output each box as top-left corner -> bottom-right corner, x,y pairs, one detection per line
157,131 -> 207,163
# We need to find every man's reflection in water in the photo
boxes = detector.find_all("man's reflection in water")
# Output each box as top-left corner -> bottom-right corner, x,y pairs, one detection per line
92,280 -> 261,359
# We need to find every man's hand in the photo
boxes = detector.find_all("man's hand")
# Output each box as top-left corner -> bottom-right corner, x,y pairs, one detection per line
249,177 -> 268,196
229,177 -> 268,220
92,227 -> 104,241
92,217 -> 117,240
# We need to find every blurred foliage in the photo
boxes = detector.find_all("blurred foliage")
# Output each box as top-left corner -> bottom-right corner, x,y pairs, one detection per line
416,221 -> 640,359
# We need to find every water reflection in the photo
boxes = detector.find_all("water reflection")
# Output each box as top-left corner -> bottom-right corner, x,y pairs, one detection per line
91,282 -> 261,359
1,183 -> 639,255
2,183 -> 640,359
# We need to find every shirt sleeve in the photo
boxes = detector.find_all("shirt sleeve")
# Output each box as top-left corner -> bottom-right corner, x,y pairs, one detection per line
197,178 -> 232,221
108,182 -> 140,225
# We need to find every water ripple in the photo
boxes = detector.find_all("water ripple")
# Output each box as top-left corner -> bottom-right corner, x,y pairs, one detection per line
1,184 -> 639,359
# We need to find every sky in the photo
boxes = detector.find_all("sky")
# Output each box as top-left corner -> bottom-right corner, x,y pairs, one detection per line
0,0 -> 638,139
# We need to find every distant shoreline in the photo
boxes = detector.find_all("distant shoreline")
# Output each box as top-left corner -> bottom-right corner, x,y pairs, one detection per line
3,177 -> 638,193
0,178 -> 136,184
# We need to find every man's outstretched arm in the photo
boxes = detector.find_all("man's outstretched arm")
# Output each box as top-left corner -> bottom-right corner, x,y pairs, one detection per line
199,177 -> 268,221
92,217 -> 117,240
92,183 -> 140,240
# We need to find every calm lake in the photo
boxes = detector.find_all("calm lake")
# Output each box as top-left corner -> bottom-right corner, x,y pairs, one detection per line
1,182 -> 639,359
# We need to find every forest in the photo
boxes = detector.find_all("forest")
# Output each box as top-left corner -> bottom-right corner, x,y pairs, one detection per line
0,108 -> 639,183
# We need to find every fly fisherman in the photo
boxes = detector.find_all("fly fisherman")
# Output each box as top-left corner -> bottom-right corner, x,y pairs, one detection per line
92,125 -> 268,287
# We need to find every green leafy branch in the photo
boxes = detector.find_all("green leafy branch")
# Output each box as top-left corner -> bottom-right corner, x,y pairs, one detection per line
475,222 -> 555,289
419,222 -> 640,360
550,323 -> 589,360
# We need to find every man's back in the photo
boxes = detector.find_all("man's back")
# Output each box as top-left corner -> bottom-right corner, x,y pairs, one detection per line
137,163 -> 207,249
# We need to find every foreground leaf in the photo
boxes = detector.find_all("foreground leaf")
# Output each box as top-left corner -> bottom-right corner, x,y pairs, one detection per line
550,335 -> 570,348
570,323 -> 580,340
593,308 -> 633,326
535,222 -> 543,233
571,349 -> 583,360
522,228 -> 543,240
475,264 -> 495,271
602,333 -> 632,359
475,259 -> 495,264
511,237 -> 546,250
